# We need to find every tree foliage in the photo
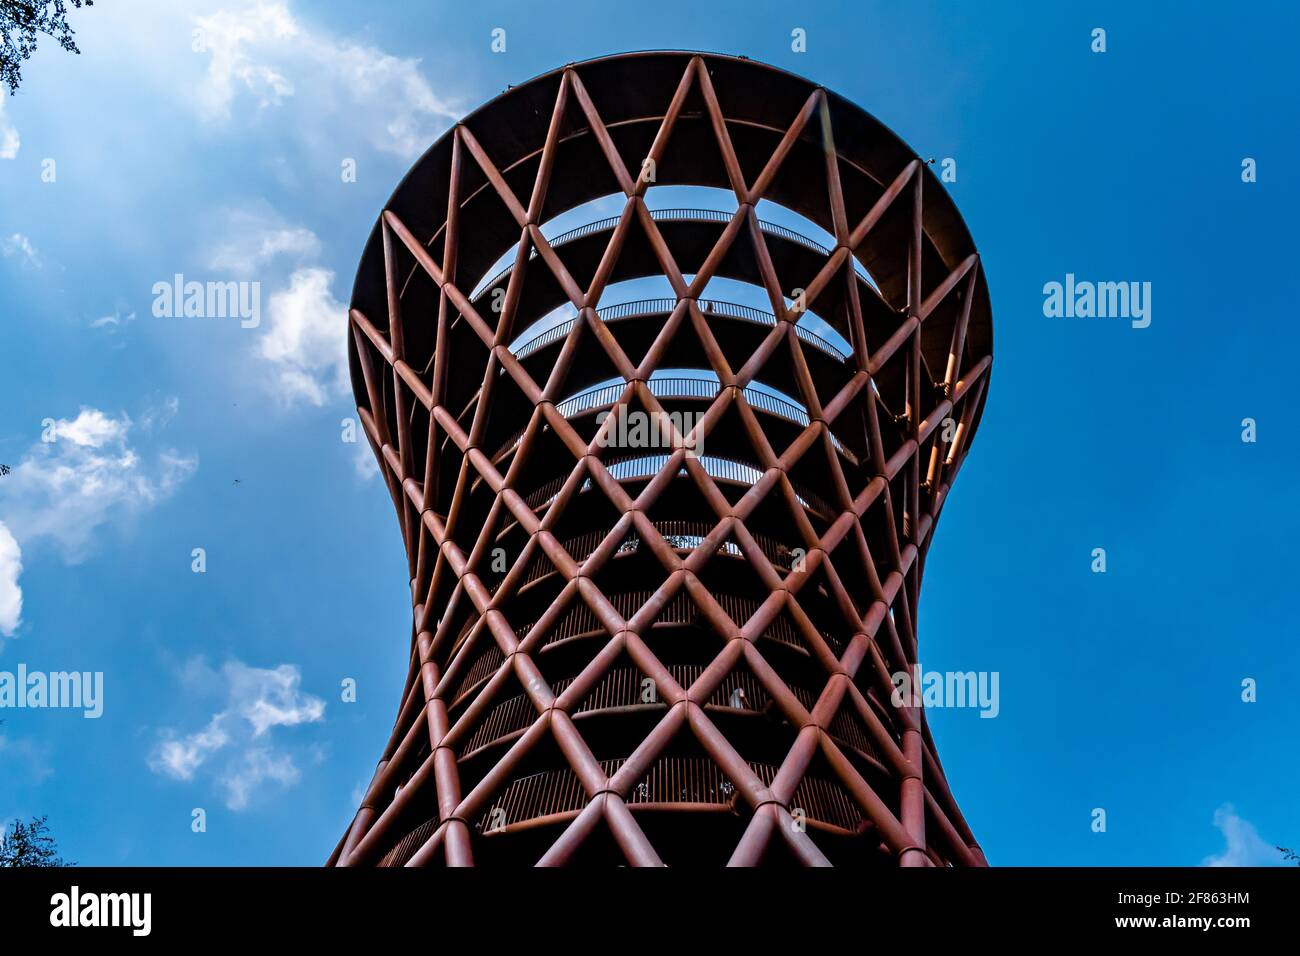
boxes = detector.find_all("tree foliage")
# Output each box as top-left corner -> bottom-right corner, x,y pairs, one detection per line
1,1 -> 93,95
0,815 -> 72,866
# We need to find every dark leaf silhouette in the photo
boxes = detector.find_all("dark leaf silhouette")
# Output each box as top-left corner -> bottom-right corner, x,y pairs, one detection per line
1,1 -> 94,95
0,815 -> 73,867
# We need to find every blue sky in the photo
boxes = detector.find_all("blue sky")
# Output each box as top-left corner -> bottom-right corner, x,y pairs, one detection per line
0,0 -> 1295,866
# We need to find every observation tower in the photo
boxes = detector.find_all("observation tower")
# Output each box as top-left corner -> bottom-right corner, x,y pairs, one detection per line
331,51 -> 993,867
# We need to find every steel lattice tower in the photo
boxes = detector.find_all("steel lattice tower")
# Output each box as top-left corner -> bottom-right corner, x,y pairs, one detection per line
331,52 -> 993,867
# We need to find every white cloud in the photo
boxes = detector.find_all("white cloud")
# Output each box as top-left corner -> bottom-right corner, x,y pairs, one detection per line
225,660 -> 326,736
150,716 -> 229,781
0,96 -> 18,159
90,306 -> 137,330
224,748 -> 301,810
202,207 -> 346,407
1,233 -> 39,268
352,443 -> 377,481
194,2 -> 298,120
191,0 -> 458,158
1,407 -> 197,563
137,396 -> 180,432
149,659 -> 325,810
258,267 -> 348,406
1201,804 -> 1283,867
322,36 -> 459,159
0,523 -> 22,638
203,204 -> 347,409
206,205 -> 321,276
50,407 -> 129,448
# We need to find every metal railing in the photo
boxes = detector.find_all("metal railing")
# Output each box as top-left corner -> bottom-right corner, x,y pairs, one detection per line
515,519 -> 800,589
459,663 -> 884,764
523,453 -> 835,519
472,756 -> 865,834
470,207 -> 869,300
509,296 -> 849,362
549,377 -> 851,460
447,585 -> 847,710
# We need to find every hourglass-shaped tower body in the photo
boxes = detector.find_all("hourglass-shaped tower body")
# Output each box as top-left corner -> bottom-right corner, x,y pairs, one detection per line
332,52 -> 993,867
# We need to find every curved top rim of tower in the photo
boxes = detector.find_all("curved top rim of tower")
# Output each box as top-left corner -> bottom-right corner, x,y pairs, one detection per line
348,48 -> 993,427
359,49 -> 987,291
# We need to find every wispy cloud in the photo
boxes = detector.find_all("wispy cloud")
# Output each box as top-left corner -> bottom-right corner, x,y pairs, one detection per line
205,204 -> 321,276
257,266 -> 348,407
1,233 -> 40,269
351,443 -> 377,482
1201,804 -> 1284,867
150,715 -> 228,781
0,95 -> 18,159
149,659 -> 326,810
90,306 -> 137,332
138,396 -> 180,433
0,523 -> 22,638
0,406 -> 197,564
200,202 -> 347,408
191,0 -> 459,158
0,406 -> 194,637
48,407 -> 129,448
193,1 -> 297,120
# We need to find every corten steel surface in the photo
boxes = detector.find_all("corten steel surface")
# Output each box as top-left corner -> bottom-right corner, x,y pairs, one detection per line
332,51 -> 993,867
